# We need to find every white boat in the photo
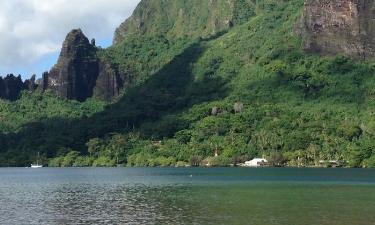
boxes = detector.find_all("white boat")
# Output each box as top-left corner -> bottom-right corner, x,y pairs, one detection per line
31,152 -> 43,168
31,164 -> 43,168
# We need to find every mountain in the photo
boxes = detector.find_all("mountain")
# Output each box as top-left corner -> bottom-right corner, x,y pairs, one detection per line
42,29 -> 123,101
0,0 -> 256,102
1,0 -> 375,167
0,29 -> 123,102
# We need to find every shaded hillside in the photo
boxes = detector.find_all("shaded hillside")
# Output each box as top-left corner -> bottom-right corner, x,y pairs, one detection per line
1,0 -> 375,167
107,0 -> 258,89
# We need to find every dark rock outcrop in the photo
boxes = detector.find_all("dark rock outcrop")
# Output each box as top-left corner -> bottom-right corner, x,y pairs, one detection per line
93,60 -> 123,101
0,74 -> 36,101
24,75 -> 37,92
43,29 -> 99,101
299,0 -> 375,59
43,29 -> 123,101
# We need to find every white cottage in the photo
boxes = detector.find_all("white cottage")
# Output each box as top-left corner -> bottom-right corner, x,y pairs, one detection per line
244,158 -> 268,167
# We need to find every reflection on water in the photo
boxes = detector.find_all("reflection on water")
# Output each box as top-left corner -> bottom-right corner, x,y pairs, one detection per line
39,185 -> 206,224
0,168 -> 375,225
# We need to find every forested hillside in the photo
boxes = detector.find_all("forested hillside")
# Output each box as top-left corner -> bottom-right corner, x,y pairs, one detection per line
1,0 -> 375,167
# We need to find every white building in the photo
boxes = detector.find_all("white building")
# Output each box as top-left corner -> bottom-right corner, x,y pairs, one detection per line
244,158 -> 268,167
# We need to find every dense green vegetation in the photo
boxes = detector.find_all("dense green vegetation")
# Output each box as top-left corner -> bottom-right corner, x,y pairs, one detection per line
0,90 -> 106,132
1,0 -> 375,168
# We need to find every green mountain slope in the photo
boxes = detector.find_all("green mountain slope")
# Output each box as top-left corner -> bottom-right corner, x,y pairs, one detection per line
113,0 -> 256,44
1,0 -> 375,167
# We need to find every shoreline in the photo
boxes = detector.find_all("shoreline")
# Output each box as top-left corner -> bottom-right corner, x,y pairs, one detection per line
0,166 -> 369,169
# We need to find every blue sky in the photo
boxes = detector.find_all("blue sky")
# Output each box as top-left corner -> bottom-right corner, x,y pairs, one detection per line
0,0 -> 140,80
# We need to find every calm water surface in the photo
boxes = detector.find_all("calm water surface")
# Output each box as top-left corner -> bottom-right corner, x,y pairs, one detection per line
0,167 -> 374,225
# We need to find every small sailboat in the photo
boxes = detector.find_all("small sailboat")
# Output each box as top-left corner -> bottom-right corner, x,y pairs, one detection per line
31,152 -> 43,168
31,164 -> 43,168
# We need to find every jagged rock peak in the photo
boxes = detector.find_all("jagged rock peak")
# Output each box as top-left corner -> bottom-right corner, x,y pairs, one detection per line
43,29 -> 123,102
298,0 -> 375,59
60,29 -> 96,57
43,29 -> 99,101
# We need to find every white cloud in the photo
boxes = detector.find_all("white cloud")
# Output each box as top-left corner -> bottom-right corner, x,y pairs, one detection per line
0,0 -> 140,77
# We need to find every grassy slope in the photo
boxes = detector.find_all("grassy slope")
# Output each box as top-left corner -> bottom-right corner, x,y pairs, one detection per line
1,0 -> 375,167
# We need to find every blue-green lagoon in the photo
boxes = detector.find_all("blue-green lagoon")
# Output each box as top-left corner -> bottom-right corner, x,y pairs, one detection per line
0,168 -> 374,225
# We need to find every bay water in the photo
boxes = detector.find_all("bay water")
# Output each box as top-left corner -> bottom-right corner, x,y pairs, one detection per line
0,167 -> 374,225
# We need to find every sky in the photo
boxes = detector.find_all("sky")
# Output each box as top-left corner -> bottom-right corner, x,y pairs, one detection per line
0,0 -> 141,79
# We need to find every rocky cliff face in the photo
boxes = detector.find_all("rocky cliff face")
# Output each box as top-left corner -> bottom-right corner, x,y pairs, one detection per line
113,0 -> 256,44
299,0 -> 375,59
93,60 -> 123,101
43,29 -> 122,101
43,29 -> 99,101
0,74 -> 36,101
